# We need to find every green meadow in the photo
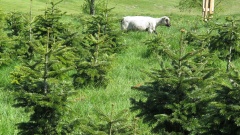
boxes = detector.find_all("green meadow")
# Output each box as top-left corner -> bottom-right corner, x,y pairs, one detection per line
0,0 -> 240,134
1,0 -> 239,16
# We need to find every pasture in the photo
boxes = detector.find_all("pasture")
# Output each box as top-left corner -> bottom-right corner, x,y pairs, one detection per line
0,0 -> 240,134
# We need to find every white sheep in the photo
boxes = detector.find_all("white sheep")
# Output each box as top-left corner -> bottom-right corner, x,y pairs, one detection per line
121,16 -> 171,34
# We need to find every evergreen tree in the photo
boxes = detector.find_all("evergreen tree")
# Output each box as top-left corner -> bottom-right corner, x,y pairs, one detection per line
72,28 -> 114,88
11,1 -> 76,134
144,34 -> 168,58
200,17 -> 240,134
33,0 -> 73,47
5,1 -> 35,60
208,17 -> 240,72
177,18 -> 240,134
80,104 -> 135,135
73,2 -> 124,88
81,0 -> 124,54
0,9 -> 12,66
11,28 -> 75,135
201,67 -> 240,134
5,11 -> 32,59
5,11 -> 26,37
130,30 -> 217,134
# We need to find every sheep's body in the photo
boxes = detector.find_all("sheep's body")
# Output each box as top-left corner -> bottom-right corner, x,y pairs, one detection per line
121,16 -> 170,34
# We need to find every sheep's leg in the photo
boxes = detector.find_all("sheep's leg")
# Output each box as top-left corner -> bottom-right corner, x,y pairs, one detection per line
150,29 -> 157,34
148,23 -> 157,34
148,29 -> 154,33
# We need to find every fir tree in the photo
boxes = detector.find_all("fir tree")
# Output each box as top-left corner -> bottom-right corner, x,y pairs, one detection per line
73,2 -> 124,88
144,33 -> 168,58
200,17 -> 240,134
201,67 -> 240,134
5,11 -> 26,37
80,104 -> 134,135
130,30 -> 217,134
81,0 -> 124,54
32,0 -> 76,50
208,17 -> 240,72
176,18 -> 240,134
72,25 -> 114,88
11,1 -> 76,134
5,11 -> 33,59
0,9 -> 13,66
11,28 -> 75,135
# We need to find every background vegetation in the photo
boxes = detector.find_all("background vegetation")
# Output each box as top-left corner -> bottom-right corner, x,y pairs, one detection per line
0,0 -> 240,134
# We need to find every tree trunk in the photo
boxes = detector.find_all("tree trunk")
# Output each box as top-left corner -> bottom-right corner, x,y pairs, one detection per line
90,0 -> 95,15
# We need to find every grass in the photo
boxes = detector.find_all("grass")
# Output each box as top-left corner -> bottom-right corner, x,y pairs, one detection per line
0,0 -> 239,16
0,0 -> 240,134
0,0 -> 82,15
0,90 -> 27,135
68,31 -> 159,134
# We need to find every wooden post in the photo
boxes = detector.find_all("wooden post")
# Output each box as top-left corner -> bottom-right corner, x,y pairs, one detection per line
203,0 -> 214,21
209,0 -> 214,15
204,0 -> 209,21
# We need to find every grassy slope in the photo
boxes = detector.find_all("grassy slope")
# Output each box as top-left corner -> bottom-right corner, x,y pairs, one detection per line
0,0 -> 239,134
0,0 -> 239,16
0,0 -> 82,15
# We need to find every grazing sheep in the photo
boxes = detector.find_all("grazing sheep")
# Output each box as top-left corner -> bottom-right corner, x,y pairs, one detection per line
121,16 -> 171,34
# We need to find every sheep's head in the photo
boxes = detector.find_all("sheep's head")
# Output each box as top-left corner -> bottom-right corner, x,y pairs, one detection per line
161,16 -> 171,27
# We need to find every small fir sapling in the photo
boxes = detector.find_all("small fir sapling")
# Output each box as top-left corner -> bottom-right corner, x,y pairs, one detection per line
73,1 -> 124,88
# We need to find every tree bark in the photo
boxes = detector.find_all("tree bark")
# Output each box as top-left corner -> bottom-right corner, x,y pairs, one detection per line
90,0 -> 95,15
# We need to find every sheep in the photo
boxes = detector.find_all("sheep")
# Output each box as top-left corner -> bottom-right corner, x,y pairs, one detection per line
121,16 -> 171,34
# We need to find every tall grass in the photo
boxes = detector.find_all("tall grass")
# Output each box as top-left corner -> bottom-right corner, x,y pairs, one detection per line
0,90 -> 27,135
0,64 -> 28,135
